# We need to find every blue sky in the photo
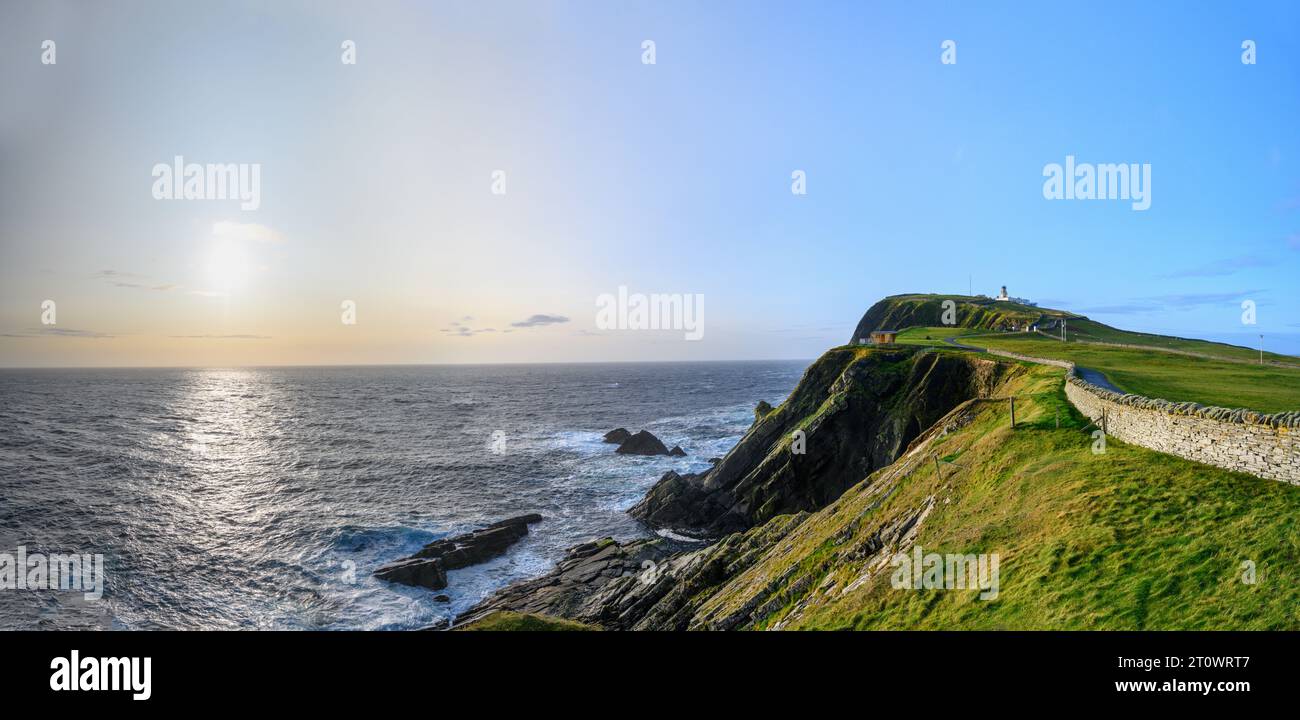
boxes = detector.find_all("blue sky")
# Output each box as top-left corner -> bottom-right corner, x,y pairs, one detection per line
1,0 -> 1298,366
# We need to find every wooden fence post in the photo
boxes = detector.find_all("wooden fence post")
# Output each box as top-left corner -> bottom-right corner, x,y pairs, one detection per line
1009,397 -> 1016,428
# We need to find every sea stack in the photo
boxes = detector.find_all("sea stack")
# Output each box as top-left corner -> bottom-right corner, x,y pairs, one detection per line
615,430 -> 671,456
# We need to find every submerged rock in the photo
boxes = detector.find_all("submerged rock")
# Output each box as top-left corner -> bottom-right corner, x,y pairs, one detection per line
412,513 -> 543,570
603,428 -> 632,444
375,514 -> 544,590
374,557 -> 448,590
615,430 -> 670,456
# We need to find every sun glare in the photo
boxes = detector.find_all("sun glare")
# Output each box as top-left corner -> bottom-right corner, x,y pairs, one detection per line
205,239 -> 252,293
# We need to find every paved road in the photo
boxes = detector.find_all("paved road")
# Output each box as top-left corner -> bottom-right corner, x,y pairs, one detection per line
942,336 -> 986,352
1074,365 -> 1124,393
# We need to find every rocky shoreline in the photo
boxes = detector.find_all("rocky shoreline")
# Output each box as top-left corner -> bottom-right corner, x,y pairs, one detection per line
439,345 -> 1013,629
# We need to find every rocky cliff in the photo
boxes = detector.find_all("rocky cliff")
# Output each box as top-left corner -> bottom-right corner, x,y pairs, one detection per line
629,346 -> 1017,537
455,294 -> 1300,631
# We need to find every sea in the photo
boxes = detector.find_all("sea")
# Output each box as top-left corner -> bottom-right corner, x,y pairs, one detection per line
0,361 -> 806,630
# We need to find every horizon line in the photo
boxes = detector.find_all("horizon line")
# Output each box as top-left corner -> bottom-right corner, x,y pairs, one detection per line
0,357 -> 820,371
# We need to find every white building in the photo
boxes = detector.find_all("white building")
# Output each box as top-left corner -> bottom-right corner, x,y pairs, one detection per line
995,285 -> 1036,306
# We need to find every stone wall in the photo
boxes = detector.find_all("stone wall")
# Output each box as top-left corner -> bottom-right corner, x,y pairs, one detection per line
984,347 -> 1300,485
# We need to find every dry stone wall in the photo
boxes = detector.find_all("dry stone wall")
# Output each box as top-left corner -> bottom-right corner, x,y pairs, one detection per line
984,347 -> 1300,484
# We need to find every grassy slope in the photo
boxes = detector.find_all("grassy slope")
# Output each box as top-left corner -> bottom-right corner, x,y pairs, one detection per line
694,365 -> 1300,630
1068,318 -> 1293,364
455,611 -> 599,631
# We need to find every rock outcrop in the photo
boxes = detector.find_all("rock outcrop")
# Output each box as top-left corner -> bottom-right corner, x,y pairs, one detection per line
668,445 -> 686,457
603,428 -> 632,444
459,513 -> 810,630
375,514 -> 543,590
630,347 -> 1015,537
615,430 -> 671,456
374,556 -> 449,589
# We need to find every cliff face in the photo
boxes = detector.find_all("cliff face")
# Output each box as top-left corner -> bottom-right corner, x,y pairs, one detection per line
629,347 -> 1017,538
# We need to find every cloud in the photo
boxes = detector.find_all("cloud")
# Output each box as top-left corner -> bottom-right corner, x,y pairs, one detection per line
1075,303 -> 1161,315
766,322 -> 849,334
1,327 -> 114,338
1147,290 -> 1263,308
443,325 -> 497,337
169,334 -> 271,339
1078,290 -> 1264,316
94,269 -> 178,292
510,314 -> 570,328
1162,256 -> 1268,278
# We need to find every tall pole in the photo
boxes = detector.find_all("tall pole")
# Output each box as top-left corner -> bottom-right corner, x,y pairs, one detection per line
1260,334 -> 1264,365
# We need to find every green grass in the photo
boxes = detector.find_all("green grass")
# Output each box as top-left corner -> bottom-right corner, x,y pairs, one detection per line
893,326 -> 970,345
456,611 -> 599,631
695,367 -> 1300,630
1067,318 -> 1294,364
966,332 -> 1300,413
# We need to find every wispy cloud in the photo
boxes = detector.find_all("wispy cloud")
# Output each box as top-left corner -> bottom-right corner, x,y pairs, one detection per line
1162,255 -> 1268,278
93,269 -> 177,292
1,327 -> 114,339
1148,290 -> 1264,308
766,322 -> 850,334
1079,290 -> 1263,315
169,334 -> 271,339
510,314 -> 570,328
1075,303 -> 1161,315
441,322 -> 497,337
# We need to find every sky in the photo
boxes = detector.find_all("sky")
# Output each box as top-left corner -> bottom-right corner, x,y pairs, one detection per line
1,0 -> 1298,367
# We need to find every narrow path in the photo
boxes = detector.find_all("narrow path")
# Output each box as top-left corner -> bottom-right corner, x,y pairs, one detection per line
942,336 -> 985,352
942,334 -> 1124,393
1074,366 -> 1123,393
